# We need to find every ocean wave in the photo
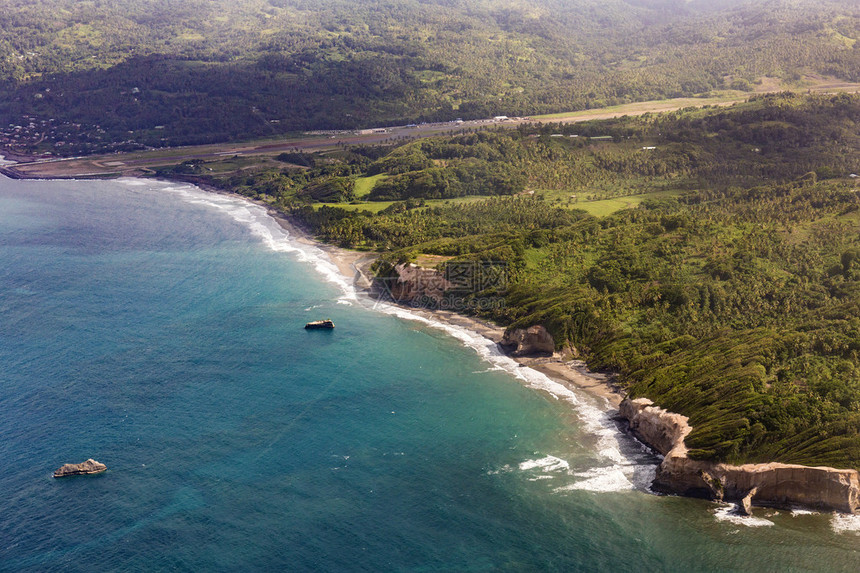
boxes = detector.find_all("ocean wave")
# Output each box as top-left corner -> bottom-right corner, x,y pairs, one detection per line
555,466 -> 635,493
831,513 -> 860,534
136,179 -> 358,305
116,177 -> 148,186
472,365 -> 508,374
519,455 -> 570,473
712,504 -> 774,527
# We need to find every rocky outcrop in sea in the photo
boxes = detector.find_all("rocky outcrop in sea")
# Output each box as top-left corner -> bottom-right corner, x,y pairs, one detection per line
53,459 -> 107,478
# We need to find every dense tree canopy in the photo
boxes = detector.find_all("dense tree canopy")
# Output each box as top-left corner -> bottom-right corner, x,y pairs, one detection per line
0,0 -> 858,154
210,94 -> 860,469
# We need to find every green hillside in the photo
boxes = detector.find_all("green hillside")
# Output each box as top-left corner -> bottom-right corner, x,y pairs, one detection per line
0,0 -> 858,154
207,93 -> 860,469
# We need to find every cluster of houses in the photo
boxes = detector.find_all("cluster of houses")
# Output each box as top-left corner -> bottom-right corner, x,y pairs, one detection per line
0,116 -> 61,154
0,115 -> 148,157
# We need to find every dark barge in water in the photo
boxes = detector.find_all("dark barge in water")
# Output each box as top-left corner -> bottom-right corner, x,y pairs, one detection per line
305,319 -> 335,329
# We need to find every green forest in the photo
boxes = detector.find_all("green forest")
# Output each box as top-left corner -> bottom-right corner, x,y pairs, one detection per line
0,0 -> 859,155
188,93 -> 860,470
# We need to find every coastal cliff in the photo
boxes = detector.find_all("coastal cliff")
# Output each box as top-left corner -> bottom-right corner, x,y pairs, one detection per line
621,398 -> 860,513
500,325 -> 555,357
374,263 -> 452,306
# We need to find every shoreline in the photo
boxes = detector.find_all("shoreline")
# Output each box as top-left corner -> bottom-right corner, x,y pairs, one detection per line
254,193 -> 627,410
179,180 -> 860,515
174,176 -> 631,410
161,175 -> 629,409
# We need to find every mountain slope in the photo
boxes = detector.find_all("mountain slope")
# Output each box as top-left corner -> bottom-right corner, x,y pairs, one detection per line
0,0 -> 857,153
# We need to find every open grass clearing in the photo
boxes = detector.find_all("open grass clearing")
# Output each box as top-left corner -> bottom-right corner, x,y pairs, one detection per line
321,194 -> 496,213
565,189 -> 686,217
353,174 -> 386,198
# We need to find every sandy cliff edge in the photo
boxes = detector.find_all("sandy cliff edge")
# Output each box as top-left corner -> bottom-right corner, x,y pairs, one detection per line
621,398 -> 860,513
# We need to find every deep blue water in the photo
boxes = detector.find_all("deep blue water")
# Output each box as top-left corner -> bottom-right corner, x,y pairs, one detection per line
2,176 -> 860,572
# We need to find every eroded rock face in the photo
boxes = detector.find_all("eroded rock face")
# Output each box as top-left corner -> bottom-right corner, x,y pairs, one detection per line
739,487 -> 758,516
620,398 -> 689,457
380,263 -> 452,306
53,459 -> 107,478
500,325 -> 555,356
620,397 -> 860,513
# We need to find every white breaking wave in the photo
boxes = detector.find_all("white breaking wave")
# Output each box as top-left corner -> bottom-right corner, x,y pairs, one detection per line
124,178 -> 358,306
117,177 -> 148,186
712,504 -> 774,527
831,513 -> 860,534
473,365 -> 508,374
138,177 -> 657,494
519,456 -> 570,473
555,466 -> 635,493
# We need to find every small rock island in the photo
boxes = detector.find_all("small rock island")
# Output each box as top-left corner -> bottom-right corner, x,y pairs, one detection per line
305,319 -> 335,329
53,459 -> 107,478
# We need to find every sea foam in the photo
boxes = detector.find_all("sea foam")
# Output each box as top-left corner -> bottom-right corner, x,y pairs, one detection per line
126,179 -> 358,306
831,513 -> 860,534
712,504 -> 774,527
519,455 -> 570,473
556,466 -> 636,493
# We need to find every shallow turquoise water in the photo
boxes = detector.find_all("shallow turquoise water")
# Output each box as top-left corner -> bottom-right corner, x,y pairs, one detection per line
1,177 -> 860,572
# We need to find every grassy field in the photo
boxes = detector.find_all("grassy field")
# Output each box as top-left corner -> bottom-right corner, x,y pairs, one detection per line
353,174 -> 386,198
531,95 -> 742,121
322,194 -> 496,213
531,75 -> 860,121
320,187 -> 685,217
321,201 -> 395,213
572,191 -> 682,217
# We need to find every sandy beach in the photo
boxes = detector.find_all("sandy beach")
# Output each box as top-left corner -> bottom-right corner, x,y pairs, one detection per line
1,152 -> 630,409
253,195 -> 627,409
1,159 -> 628,409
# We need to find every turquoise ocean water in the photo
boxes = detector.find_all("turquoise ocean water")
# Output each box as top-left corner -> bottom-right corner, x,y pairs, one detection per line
1,175 -> 860,572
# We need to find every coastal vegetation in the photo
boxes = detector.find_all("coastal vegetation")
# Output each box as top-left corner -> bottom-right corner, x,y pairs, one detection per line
192,93 -> 860,470
1,0 -> 859,156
